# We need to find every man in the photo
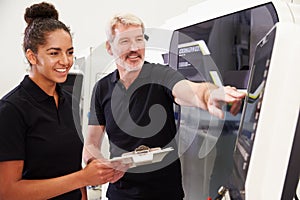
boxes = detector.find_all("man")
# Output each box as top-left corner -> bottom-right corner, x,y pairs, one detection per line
83,13 -> 245,200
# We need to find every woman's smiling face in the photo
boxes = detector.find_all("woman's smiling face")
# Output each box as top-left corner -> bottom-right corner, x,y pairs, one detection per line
28,29 -> 74,84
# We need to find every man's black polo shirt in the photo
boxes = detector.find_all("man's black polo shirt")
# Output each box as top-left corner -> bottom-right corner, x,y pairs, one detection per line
0,75 -> 83,200
89,63 -> 186,199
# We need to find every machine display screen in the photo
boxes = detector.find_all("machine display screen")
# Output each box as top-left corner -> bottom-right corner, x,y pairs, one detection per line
230,25 -> 276,199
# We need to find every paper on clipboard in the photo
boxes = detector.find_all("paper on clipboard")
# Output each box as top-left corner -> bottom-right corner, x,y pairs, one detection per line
109,146 -> 174,168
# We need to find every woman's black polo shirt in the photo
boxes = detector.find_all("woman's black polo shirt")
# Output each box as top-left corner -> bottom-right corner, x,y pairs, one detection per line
0,75 -> 83,200
89,63 -> 186,199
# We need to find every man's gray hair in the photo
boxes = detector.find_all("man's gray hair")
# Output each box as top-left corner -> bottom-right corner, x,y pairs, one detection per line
106,13 -> 145,42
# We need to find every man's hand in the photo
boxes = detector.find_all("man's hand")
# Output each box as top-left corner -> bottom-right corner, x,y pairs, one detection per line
206,86 -> 246,119
109,161 -> 131,183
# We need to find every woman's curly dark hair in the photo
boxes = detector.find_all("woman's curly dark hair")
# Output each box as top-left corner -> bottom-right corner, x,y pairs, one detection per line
23,2 -> 71,54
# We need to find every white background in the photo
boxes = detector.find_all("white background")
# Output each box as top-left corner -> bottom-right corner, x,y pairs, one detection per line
0,0 -> 206,96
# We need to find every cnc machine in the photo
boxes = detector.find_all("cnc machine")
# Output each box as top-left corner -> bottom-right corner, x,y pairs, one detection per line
75,1 -> 300,199
161,0 -> 300,199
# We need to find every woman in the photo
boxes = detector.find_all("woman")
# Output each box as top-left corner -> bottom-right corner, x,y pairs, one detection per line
0,2 -> 126,200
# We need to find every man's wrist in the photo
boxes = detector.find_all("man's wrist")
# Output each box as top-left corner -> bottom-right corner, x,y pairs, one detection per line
204,83 -> 218,107
87,157 -> 96,164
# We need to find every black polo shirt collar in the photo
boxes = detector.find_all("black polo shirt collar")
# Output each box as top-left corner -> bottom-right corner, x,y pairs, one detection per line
20,75 -> 65,102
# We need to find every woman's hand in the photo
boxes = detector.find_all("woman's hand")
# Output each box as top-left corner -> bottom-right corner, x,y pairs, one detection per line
81,158 -> 115,186
81,158 -> 130,186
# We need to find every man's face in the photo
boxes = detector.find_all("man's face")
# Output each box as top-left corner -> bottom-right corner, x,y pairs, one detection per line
107,24 -> 145,72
